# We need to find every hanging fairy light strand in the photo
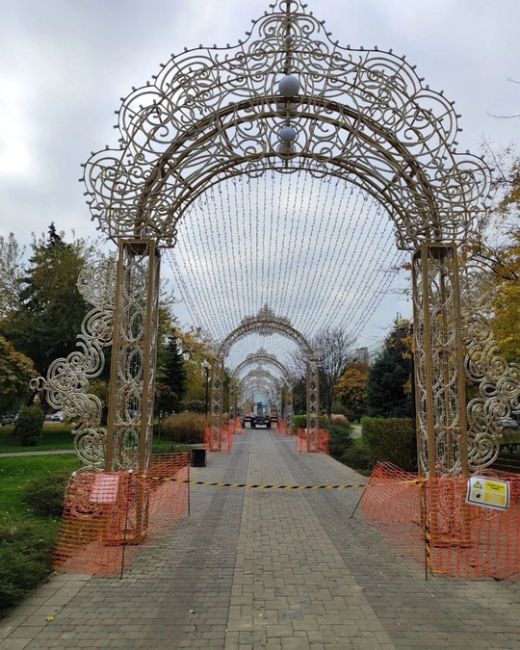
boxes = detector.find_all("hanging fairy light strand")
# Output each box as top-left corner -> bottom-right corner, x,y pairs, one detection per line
165,170 -> 409,371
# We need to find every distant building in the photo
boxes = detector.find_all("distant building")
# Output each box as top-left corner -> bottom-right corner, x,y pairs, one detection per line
346,347 -> 369,365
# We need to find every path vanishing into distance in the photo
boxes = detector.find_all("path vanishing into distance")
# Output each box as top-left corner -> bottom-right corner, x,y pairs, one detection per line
2,429 -> 520,649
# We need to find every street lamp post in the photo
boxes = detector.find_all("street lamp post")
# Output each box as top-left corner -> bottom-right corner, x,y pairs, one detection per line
202,360 -> 211,418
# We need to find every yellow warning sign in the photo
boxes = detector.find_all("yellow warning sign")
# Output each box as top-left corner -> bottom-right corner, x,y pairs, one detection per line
466,476 -> 510,511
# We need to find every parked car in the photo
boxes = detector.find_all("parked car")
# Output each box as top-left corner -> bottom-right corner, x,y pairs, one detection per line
50,411 -> 65,422
1,414 -> 16,426
499,417 -> 519,430
252,415 -> 270,429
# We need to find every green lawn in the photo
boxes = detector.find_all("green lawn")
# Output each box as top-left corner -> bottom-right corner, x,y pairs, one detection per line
0,423 -> 73,453
0,454 -> 80,521
0,423 -> 195,455
0,454 -> 81,614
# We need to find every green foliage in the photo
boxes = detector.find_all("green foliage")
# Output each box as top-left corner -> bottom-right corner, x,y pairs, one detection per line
0,519 -> 55,610
156,337 -> 187,413
23,472 -> 69,517
161,412 -> 206,444
0,336 -> 35,415
292,414 -> 307,429
0,455 -> 79,614
14,405 -> 45,446
0,422 -> 72,453
336,361 -> 369,421
180,399 -> 205,413
151,439 -> 191,453
367,320 -> 413,418
361,417 -> 416,471
0,225 -> 91,375
327,424 -> 352,459
341,441 -> 372,472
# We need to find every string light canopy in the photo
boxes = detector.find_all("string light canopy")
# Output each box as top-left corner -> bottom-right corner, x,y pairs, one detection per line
165,174 -> 406,375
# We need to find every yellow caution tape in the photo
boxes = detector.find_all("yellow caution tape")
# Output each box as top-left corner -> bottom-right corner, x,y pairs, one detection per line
139,476 -> 423,490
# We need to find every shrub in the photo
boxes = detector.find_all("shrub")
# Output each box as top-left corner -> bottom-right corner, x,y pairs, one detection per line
0,519 -> 54,610
292,414 -> 307,430
161,412 -> 206,444
361,417 -> 416,471
330,414 -> 350,427
327,424 -> 352,460
14,405 -> 45,446
179,400 -> 205,413
341,443 -> 371,472
24,472 -> 69,517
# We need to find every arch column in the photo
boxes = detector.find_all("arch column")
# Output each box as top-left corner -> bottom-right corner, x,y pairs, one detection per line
106,239 -> 160,473
229,375 -> 238,425
306,356 -> 320,452
285,387 -> 294,433
210,356 -> 225,451
412,242 -> 468,478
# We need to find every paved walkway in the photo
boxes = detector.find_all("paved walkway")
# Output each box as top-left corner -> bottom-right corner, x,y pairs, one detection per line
2,430 -> 520,649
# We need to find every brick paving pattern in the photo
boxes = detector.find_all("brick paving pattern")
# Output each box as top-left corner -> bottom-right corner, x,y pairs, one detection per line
2,429 -> 520,649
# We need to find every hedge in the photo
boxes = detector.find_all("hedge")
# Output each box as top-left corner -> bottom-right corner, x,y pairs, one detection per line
361,417 -> 416,471
161,412 -> 206,444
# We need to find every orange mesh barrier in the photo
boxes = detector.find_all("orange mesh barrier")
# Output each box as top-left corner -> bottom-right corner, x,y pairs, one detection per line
53,452 -> 190,576
361,462 -> 520,579
276,420 -> 288,435
204,426 -> 233,453
295,428 -> 329,454
318,429 -> 329,454
295,428 -> 305,453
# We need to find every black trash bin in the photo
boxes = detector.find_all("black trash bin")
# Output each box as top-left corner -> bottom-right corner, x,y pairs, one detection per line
191,445 -> 206,467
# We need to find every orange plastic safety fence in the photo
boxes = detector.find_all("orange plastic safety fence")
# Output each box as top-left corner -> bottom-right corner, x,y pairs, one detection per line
361,462 -> 520,579
204,426 -> 233,453
318,430 -> 329,455
53,452 -> 190,576
295,428 -> 329,454
276,420 -> 288,435
295,428 -> 305,453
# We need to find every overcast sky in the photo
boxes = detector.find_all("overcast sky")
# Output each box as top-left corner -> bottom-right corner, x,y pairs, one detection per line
1,0 -> 519,353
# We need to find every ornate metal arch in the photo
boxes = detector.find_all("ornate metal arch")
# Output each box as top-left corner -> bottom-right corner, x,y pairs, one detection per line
218,305 -> 314,358
233,349 -> 294,387
239,367 -> 282,389
239,368 -> 282,414
233,349 -> 294,427
83,0 -> 490,251
210,305 -> 319,449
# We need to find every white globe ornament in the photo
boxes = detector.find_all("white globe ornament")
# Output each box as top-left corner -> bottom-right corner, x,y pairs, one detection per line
278,126 -> 297,143
278,75 -> 300,97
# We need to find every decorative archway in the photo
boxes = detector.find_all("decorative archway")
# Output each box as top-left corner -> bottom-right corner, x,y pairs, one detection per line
238,367 -> 283,417
33,0 -> 519,483
233,349 -> 294,428
211,305 -> 319,451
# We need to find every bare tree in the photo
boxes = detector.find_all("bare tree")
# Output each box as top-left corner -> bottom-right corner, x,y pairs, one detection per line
314,327 -> 355,417
0,233 -> 25,319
